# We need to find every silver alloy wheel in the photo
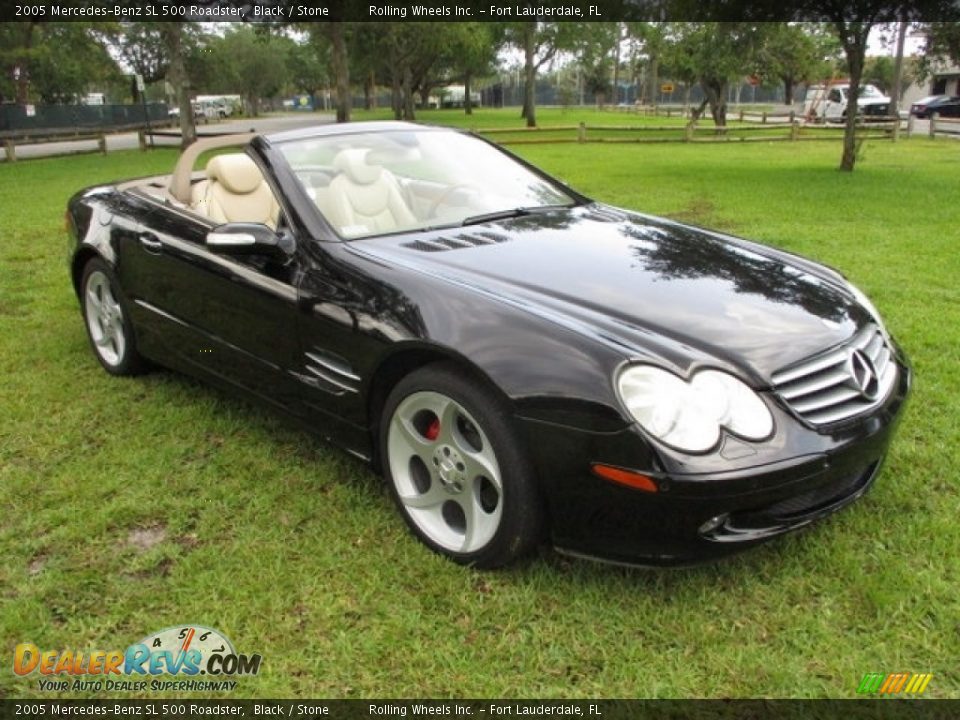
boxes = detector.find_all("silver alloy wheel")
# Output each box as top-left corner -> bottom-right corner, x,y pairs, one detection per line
84,270 -> 126,367
387,390 -> 503,554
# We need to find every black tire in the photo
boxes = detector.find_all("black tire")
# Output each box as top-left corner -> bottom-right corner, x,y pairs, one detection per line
379,362 -> 544,568
80,258 -> 147,376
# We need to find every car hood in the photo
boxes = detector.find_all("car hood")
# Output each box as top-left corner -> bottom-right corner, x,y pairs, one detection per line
354,205 -> 869,384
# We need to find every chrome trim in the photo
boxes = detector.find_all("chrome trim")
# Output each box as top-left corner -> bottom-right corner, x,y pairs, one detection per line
304,350 -> 360,382
772,324 -> 898,426
304,364 -> 357,394
206,231 -> 256,246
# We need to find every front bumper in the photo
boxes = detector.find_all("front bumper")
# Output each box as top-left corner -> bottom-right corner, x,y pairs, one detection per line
518,359 -> 910,566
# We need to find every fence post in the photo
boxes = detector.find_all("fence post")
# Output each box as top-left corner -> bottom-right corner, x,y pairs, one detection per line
97,133 -> 107,155
4,139 -> 15,163
685,121 -> 694,142
891,116 -> 899,143
137,130 -> 147,151
739,109 -> 744,122
790,121 -> 800,141
762,111 -> 767,124
906,114 -> 914,138
929,112 -> 937,138
577,122 -> 586,144
789,110 -> 795,123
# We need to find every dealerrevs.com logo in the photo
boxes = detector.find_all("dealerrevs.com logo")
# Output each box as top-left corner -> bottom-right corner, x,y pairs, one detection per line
14,625 -> 261,692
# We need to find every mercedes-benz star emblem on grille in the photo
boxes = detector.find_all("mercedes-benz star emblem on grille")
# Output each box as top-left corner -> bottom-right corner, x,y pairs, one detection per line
846,349 -> 880,401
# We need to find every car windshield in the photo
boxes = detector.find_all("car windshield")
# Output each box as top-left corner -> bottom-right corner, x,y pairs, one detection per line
858,85 -> 884,98
275,128 -> 576,239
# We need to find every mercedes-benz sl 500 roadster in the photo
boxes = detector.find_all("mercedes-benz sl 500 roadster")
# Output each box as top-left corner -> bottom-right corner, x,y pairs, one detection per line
66,122 -> 910,567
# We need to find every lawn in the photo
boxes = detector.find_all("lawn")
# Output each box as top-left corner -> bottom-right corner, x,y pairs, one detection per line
350,105 -> 695,130
2,133 -> 959,699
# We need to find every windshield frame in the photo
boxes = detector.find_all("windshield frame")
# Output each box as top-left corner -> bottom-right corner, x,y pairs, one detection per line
268,126 -> 591,243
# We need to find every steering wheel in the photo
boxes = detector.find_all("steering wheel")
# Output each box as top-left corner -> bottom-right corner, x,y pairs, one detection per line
428,184 -> 480,219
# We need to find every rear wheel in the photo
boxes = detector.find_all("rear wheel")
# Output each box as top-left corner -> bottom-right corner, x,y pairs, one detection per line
81,258 -> 146,376
380,363 -> 543,568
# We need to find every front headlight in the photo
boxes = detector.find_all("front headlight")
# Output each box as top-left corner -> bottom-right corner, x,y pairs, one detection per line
847,281 -> 888,337
616,365 -> 773,453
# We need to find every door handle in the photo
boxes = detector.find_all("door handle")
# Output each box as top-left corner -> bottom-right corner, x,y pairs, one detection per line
139,233 -> 163,253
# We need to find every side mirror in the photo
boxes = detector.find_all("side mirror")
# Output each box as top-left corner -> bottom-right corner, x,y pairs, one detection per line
205,223 -> 293,258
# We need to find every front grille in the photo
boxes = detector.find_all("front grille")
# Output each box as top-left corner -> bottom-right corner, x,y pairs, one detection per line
772,324 -> 897,426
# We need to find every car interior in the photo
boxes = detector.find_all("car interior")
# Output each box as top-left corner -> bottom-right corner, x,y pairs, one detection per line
189,153 -> 282,229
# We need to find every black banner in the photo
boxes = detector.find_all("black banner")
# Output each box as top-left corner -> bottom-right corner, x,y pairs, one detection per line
4,0 -> 959,23
0,700 -> 954,720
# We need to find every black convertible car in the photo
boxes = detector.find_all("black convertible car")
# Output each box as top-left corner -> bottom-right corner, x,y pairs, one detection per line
67,122 -> 910,568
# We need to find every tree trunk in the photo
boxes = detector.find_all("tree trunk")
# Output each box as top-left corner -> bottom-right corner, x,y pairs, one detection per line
327,23 -> 350,123
391,71 -> 402,120
363,75 -> 372,111
401,64 -> 416,121
701,79 -> 728,127
838,24 -> 869,172
163,23 -> 196,149
783,77 -> 795,105
648,55 -> 659,107
891,20 -> 907,115
612,23 -> 621,104
464,70 -> 473,115
15,23 -> 36,104
522,22 -> 537,128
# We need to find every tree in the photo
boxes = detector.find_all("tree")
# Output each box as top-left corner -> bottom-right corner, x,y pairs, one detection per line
506,22 -> 576,128
115,22 -> 170,85
212,27 -> 292,117
801,1 -> 959,172
573,24 -> 618,107
665,22 -> 764,127
0,22 -> 120,104
918,22 -> 960,79
161,23 -> 196,149
448,24 -> 503,115
863,53 -> 918,97
287,40 -> 328,109
756,23 -> 838,104
628,22 -> 671,106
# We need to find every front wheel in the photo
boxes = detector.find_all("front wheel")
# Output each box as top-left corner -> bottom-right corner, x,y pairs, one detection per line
380,363 -> 543,568
81,258 -> 146,376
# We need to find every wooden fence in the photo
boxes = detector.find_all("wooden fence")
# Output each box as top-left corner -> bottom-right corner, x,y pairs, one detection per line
477,119 -> 904,146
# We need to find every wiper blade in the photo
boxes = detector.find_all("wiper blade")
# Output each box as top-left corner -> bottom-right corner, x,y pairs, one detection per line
460,206 -> 557,227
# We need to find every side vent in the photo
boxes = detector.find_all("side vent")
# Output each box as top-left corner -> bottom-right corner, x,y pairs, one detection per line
294,349 -> 360,396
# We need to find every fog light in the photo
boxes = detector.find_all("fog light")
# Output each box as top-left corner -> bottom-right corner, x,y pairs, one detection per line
699,514 -> 729,535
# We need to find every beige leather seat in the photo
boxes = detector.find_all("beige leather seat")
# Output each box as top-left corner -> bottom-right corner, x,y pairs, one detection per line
191,154 -> 280,228
321,149 -> 416,236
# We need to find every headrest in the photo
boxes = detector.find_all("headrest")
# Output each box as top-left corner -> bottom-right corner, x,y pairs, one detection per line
206,154 -> 264,195
333,149 -> 382,185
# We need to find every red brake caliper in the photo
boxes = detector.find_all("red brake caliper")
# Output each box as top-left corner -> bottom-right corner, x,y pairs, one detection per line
425,417 -> 440,441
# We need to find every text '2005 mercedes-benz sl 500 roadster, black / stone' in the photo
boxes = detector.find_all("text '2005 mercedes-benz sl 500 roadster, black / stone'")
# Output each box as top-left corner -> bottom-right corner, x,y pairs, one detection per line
66,122 -> 910,568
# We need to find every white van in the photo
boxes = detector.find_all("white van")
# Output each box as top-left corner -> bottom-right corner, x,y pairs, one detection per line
804,84 -> 891,122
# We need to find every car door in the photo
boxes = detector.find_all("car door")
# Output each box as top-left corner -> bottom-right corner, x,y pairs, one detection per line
119,201 -> 303,412
942,98 -> 960,118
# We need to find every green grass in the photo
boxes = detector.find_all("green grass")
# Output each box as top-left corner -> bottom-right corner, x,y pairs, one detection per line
350,105 -> 694,131
2,135 -> 960,699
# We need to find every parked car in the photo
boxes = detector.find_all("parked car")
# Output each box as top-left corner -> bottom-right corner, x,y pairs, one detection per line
66,123 -> 910,568
805,83 -> 892,122
168,101 -> 226,121
910,95 -> 960,119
